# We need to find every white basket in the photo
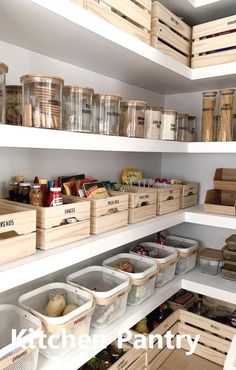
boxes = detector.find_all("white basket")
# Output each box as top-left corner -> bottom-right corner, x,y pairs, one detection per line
130,243 -> 177,287
67,266 -> 130,328
103,253 -> 158,305
19,283 -> 94,359
0,304 -> 41,370
165,235 -> 199,275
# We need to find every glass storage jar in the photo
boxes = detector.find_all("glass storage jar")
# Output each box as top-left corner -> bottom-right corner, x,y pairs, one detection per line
218,89 -> 235,142
176,113 -> 189,141
160,109 -> 177,140
20,74 -> 64,129
62,85 -> 94,132
6,85 -> 22,125
93,94 -> 121,135
201,91 -> 217,142
188,116 -> 196,142
0,62 -> 8,123
120,100 -> 147,138
144,106 -> 162,139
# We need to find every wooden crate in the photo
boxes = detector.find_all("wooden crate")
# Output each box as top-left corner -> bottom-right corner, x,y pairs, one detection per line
72,0 -> 151,44
109,343 -> 145,370
3,197 -> 90,250
213,168 -> 236,191
90,193 -> 129,234
151,1 -> 192,66
180,182 -> 199,209
192,15 -> 236,68
0,201 -> 36,265
204,189 -> 236,216
156,186 -> 181,215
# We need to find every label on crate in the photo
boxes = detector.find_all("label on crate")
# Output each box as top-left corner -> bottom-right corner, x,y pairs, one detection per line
0,219 -> 14,227
64,207 -> 76,215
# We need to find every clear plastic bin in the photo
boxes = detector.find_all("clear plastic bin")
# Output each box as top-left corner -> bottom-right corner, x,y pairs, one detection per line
165,235 -> 199,275
198,248 -> 222,276
67,266 -> 130,328
0,304 -> 41,370
103,253 -> 158,305
130,243 -> 177,287
19,283 -> 94,359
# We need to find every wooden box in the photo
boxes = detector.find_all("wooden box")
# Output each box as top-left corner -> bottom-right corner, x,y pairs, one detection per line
213,168 -> 236,191
204,189 -> 236,216
3,197 -> 90,250
151,1 -> 192,66
72,0 -> 151,44
0,201 -> 36,265
156,186 -> 181,215
180,182 -> 199,209
109,343 -> 145,370
192,15 -> 236,68
90,193 -> 129,234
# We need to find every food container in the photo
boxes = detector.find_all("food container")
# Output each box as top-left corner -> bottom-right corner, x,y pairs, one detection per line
103,253 -> 158,305
201,91 -> 217,142
19,283 -> 94,359
0,62 -> 8,123
160,109 -> 177,141
6,85 -> 22,125
188,116 -> 196,142
120,100 -> 147,138
176,113 -> 188,141
0,304 -> 41,370
21,74 -> 64,129
144,106 -> 162,139
93,93 -> 121,135
198,248 -> 222,275
218,89 -> 235,142
62,85 -> 94,132
221,262 -> 236,281
226,235 -> 236,251
130,243 -> 177,287
67,266 -> 130,328
222,245 -> 236,262
165,235 -> 199,275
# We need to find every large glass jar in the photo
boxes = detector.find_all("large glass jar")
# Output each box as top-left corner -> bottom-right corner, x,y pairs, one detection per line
6,85 -> 22,126
62,85 -> 94,132
160,109 -> 177,140
201,91 -> 217,142
144,106 -> 162,139
218,89 -> 235,142
0,62 -> 8,123
187,116 -> 196,142
20,74 -> 64,129
93,94 -> 121,135
120,100 -> 147,138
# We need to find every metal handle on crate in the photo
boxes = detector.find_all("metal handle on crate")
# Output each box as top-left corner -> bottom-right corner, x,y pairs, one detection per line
0,345 -> 37,370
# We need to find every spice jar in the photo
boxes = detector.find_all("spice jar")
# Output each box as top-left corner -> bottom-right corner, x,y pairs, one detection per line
218,89 -> 235,141
120,100 -> 147,138
176,113 -> 189,141
30,184 -> 43,207
188,116 -> 196,142
93,94 -> 121,135
6,85 -> 22,125
20,74 -> 64,129
62,85 -> 94,132
160,109 -> 177,140
18,183 -> 31,204
144,106 -> 162,139
0,62 -> 8,123
201,91 -> 217,142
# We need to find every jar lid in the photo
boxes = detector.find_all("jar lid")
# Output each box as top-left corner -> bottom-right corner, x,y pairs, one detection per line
202,91 -> 217,97
177,112 -> 188,118
198,248 -> 222,261
16,176 -> 24,182
162,109 -> 177,114
39,178 -> 48,185
121,100 -> 147,107
146,106 -> 163,111
6,85 -> 22,92
219,89 -> 235,95
19,182 -> 31,187
188,116 -> 196,120
32,184 -> 40,189
20,74 -> 64,85
0,62 -> 8,74
94,93 -> 121,100
63,85 -> 94,94
50,187 -> 61,191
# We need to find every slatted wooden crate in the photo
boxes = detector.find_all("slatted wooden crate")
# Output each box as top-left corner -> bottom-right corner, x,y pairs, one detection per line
3,197 -> 90,250
0,200 -> 36,264
108,343 -> 145,370
72,0 -> 151,44
180,182 -> 199,209
156,186 -> 181,215
192,15 -> 236,68
151,1 -> 192,66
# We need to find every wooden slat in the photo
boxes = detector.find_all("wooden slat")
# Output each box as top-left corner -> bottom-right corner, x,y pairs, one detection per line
180,194 -> 198,209
193,14 -> 236,39
181,339 -> 226,366
135,0 -> 151,12
0,233 -> 36,265
193,33 -> 236,54
90,210 -> 128,234
157,198 -> 180,215
192,48 -> 236,68
128,354 -> 146,370
109,344 -> 144,370
128,204 -> 156,223
182,182 -> 199,197
91,194 -> 128,217
0,202 -> 36,234
151,38 -> 190,65
147,340 -> 176,370
156,186 -> 181,202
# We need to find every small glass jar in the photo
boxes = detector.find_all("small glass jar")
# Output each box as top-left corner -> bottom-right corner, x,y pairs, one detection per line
9,181 -> 19,202
201,91 -> 217,142
0,62 -> 8,123
30,184 -> 43,207
188,116 -> 196,142
20,74 -> 64,129
160,109 -> 177,140
176,113 -> 189,141
93,94 -> 121,135
120,100 -> 147,138
6,85 -> 22,126
18,183 -> 31,204
62,85 -> 94,132
218,89 -> 235,142
144,106 -> 162,139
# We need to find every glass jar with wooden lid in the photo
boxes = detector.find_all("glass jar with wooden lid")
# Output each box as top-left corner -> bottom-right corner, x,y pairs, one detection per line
93,93 -> 121,136
176,112 -> 189,141
62,85 -> 94,132
120,100 -> 147,138
201,91 -> 217,142
218,89 -> 235,142
20,74 -> 64,129
160,109 -> 177,140
144,106 -> 162,139
6,85 -> 22,126
0,62 -> 8,123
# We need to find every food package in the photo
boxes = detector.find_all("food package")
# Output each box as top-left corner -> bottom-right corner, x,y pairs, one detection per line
121,168 -> 142,185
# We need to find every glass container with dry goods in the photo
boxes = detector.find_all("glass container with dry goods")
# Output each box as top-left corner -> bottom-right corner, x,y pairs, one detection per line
144,106 -> 162,139
176,113 -> 188,141
93,94 -> 121,135
218,89 -> 235,142
62,85 -> 94,132
188,116 -> 196,142
201,91 -> 217,142
0,62 -> 8,123
120,100 -> 147,138
160,109 -> 177,140
21,74 -> 64,129
6,85 -> 22,126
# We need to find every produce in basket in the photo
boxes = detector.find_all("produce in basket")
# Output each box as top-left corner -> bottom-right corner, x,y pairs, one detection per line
45,293 -> 66,317
116,262 -> 134,273
132,245 -> 149,256
63,304 -> 78,316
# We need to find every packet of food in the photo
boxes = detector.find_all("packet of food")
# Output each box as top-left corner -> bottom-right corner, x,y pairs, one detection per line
61,174 -> 85,194
63,180 -> 77,196
121,168 -> 142,185
83,182 -> 109,199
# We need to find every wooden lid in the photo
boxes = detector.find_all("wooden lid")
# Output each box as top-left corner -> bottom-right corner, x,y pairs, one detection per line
146,106 -> 163,111
202,91 -> 217,97
121,100 -> 147,107
94,93 -> 121,100
63,85 -> 94,94
177,112 -> 188,118
20,74 -> 64,85
220,89 -> 235,95
198,248 -> 222,261
6,85 -> 22,92
226,234 -> 236,246
0,62 -> 8,74
162,109 -> 177,114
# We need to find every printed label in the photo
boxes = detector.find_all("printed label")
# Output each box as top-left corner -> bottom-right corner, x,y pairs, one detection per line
48,99 -> 61,107
107,112 -> 119,117
139,195 -> 149,200
138,117 -> 145,125
171,123 -> 176,131
108,199 -> 120,205
64,208 -> 76,214
12,350 -> 28,363
50,197 -> 63,207
82,108 -> 91,115
153,120 -> 161,128
228,19 -> 236,25
0,219 -> 14,227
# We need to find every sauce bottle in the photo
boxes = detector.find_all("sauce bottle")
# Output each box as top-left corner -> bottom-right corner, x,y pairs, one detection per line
47,187 -> 63,207
39,178 -> 48,207
30,184 -> 43,206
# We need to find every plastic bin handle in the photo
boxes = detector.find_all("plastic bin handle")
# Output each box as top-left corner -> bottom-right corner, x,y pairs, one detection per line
131,267 -> 159,286
95,284 -> 132,306
159,258 -> 178,270
0,342 -> 38,370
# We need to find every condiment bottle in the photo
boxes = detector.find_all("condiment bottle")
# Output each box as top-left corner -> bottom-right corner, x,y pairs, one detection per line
34,176 -> 39,184
39,178 -> 48,207
9,181 -> 19,202
18,183 -> 31,204
47,187 -> 63,207
30,184 -> 43,207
